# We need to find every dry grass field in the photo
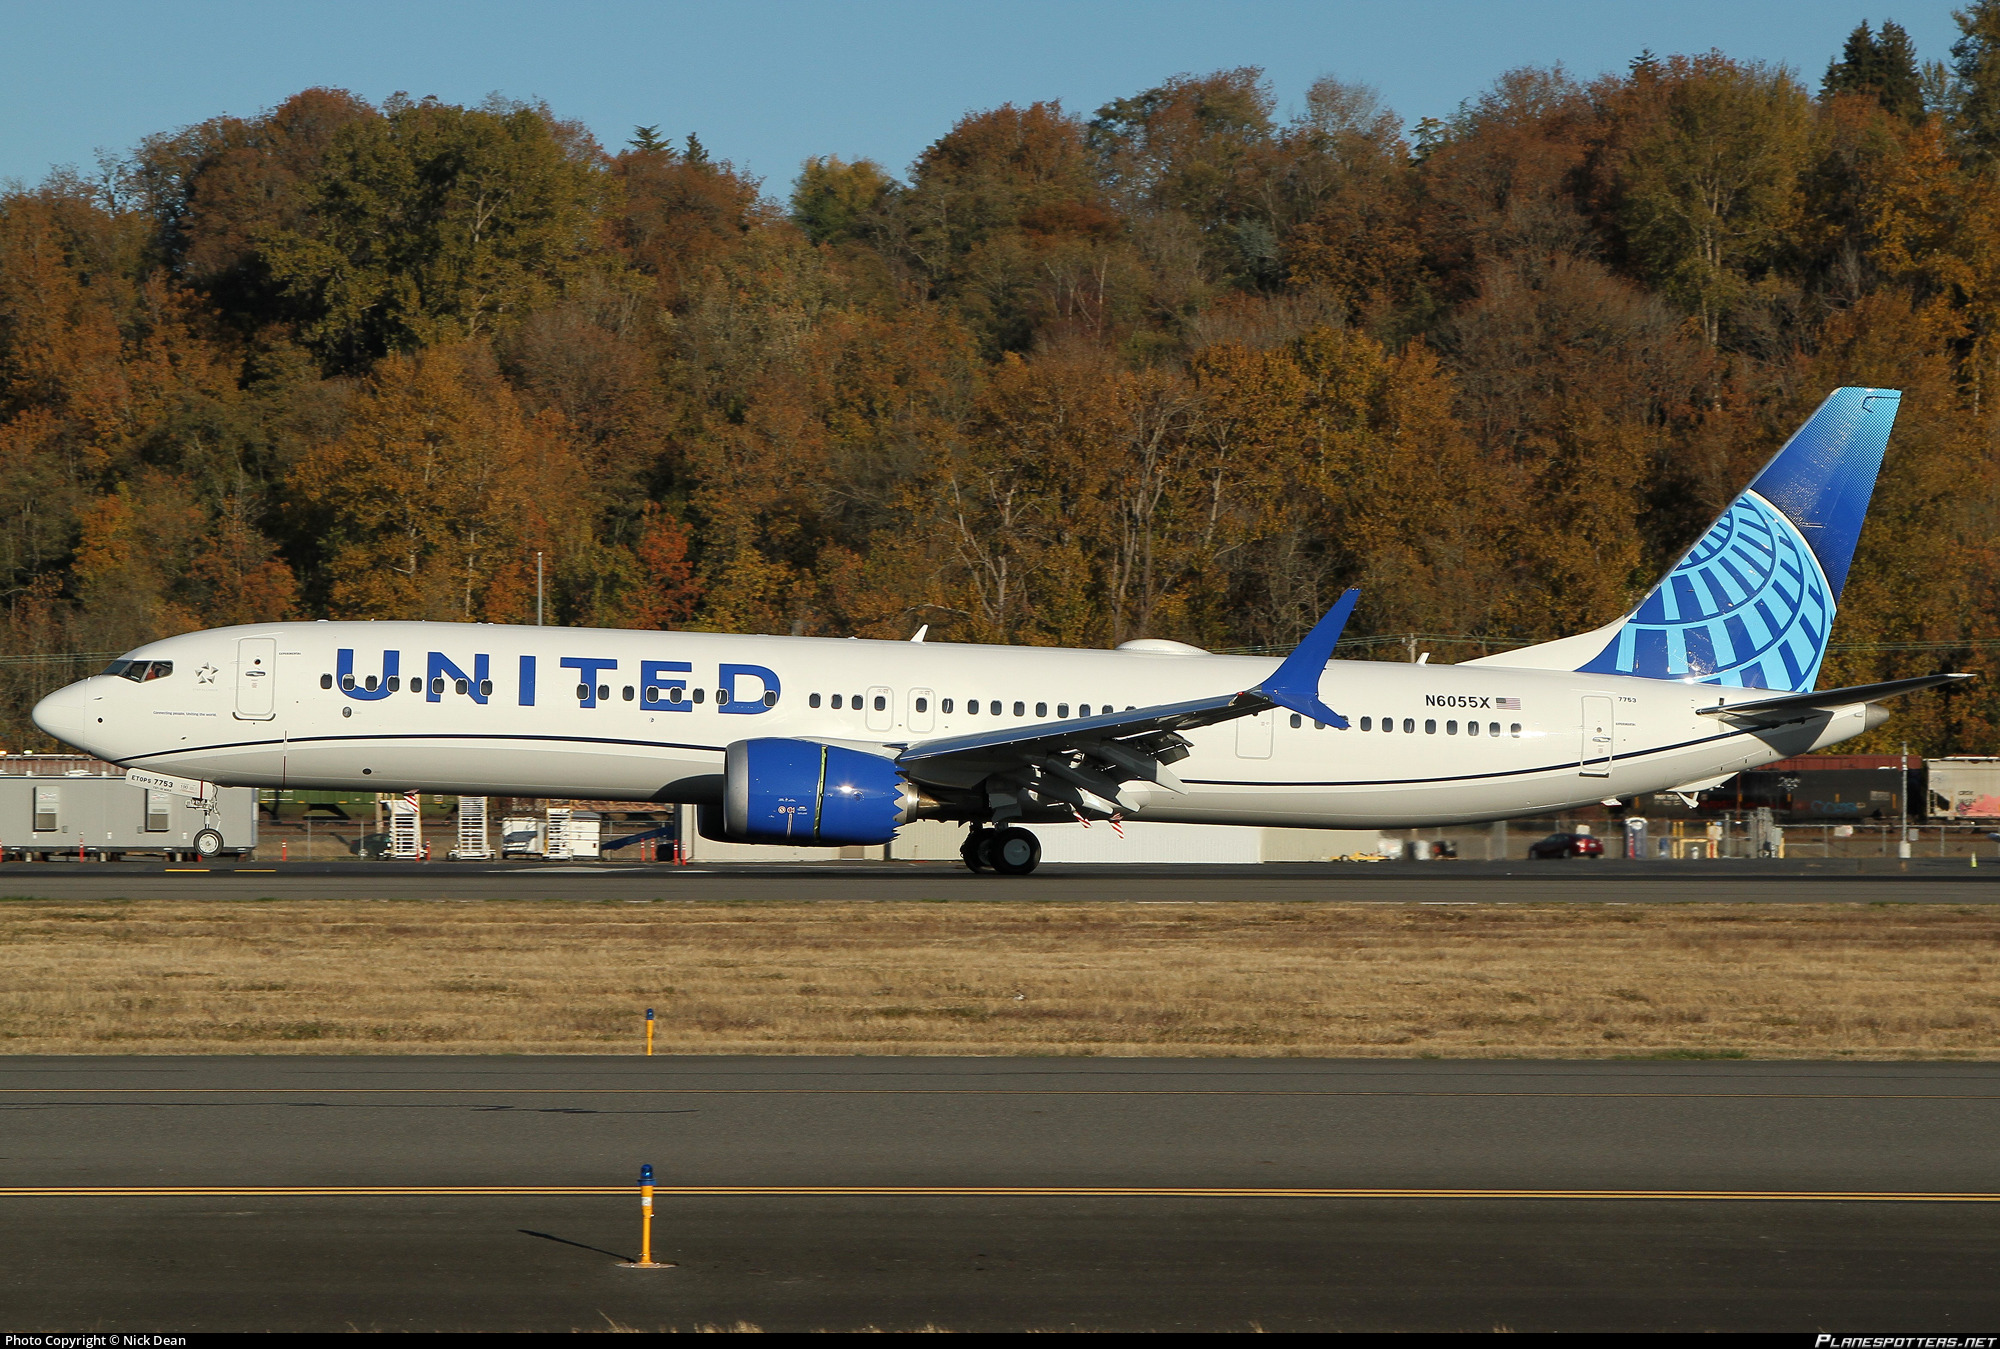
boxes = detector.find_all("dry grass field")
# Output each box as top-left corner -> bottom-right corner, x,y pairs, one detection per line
0,899 -> 1995,1057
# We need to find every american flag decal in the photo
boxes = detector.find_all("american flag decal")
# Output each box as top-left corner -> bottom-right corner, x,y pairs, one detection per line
1496,697 -> 1521,710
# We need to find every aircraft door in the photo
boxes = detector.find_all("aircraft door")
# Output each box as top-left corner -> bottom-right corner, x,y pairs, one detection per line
908,687 -> 936,734
236,637 -> 277,721
1579,695 -> 1613,776
1236,710 -> 1274,759
865,685 -> 894,733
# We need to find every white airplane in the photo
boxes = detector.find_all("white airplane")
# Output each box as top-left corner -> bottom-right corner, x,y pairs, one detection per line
32,387 -> 1966,874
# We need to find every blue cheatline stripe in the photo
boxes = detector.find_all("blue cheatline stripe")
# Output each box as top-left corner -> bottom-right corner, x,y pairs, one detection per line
127,721 -> 1792,796
121,731 -> 730,764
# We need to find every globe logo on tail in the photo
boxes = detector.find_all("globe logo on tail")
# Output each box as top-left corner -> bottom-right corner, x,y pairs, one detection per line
1580,491 -> 1832,691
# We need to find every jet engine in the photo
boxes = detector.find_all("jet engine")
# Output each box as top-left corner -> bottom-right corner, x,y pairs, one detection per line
706,738 -> 928,846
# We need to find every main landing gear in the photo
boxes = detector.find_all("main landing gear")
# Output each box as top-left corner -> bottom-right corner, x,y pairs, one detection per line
961,826 -> 1043,876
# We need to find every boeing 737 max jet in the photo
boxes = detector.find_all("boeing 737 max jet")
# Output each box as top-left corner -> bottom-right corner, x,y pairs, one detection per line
31,387 -> 1968,873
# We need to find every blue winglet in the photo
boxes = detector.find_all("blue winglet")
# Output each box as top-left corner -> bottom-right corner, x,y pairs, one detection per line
1255,589 -> 1358,729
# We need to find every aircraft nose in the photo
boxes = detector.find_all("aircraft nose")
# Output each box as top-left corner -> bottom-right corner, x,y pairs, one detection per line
32,682 -> 100,753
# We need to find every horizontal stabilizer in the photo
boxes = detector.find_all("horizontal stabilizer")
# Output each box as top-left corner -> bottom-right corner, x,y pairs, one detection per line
1695,672 -> 1974,719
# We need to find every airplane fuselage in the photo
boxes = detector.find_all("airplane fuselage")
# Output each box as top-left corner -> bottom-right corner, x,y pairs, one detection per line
30,621 -> 1878,829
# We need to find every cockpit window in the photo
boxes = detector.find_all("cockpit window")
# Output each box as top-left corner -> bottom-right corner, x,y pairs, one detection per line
102,659 -> 172,683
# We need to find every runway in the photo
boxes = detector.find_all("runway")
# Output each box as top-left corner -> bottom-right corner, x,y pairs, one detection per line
4,1057 -> 1997,1331
3,857 -> 1999,902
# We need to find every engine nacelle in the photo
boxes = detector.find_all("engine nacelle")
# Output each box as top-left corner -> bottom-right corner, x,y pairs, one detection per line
716,738 -> 919,846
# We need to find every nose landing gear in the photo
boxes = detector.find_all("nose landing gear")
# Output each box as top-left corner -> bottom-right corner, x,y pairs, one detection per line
961,826 -> 1042,876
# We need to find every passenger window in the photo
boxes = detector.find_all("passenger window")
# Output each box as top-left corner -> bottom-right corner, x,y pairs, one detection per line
762,690 -> 778,707
432,677 -> 445,695
648,687 -> 662,704
1035,702 -> 1047,718
694,688 -> 706,704
1510,722 -> 1522,737
873,695 -> 886,711
577,684 -> 590,700
830,694 -> 842,709
1467,721 -> 1479,737
942,698 -> 954,713
387,677 -> 401,692
1314,720 -> 1324,730
851,693 -> 861,707
1490,722 -> 1501,737
968,700 -> 981,715
320,674 -> 332,689
915,697 -> 928,713
364,675 -> 379,692
341,675 -> 355,691
1360,717 -> 1371,731
1290,713 -> 1302,728
1425,719 -> 1437,734
480,679 -> 493,696
622,686 -> 634,701
1382,716 -> 1393,732
716,689 -> 729,706
455,678 -> 469,695
1446,720 -> 1457,735
1057,703 -> 1070,718
669,687 -> 685,704
809,693 -> 821,708
1013,701 -> 1025,717
1403,718 -> 1415,733
1079,704 -> 1091,717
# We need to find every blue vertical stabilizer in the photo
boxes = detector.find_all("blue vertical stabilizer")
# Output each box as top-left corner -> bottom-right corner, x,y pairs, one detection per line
1571,387 -> 1899,692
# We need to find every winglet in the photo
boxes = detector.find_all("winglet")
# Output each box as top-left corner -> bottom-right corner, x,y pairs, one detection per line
1254,589 -> 1358,729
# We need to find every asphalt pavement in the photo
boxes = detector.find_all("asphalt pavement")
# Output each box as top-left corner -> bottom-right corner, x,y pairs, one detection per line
3,1056 -> 1996,1331
2,856 -> 1999,902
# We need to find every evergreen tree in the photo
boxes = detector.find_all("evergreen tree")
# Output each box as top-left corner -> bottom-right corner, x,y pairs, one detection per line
1826,19 -> 1924,120
1951,0 -> 2000,161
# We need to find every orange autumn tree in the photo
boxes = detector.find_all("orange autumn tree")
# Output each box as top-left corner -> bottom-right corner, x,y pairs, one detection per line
287,344 -> 597,622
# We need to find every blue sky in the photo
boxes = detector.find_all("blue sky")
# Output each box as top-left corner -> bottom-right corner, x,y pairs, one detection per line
0,1 -> 1966,196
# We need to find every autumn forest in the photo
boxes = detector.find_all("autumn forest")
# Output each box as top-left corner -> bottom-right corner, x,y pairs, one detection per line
6,14 -> 2000,753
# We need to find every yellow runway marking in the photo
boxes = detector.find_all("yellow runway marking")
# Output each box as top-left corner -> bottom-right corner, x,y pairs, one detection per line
7,1080 -> 1992,1088
1,1185 -> 1997,1202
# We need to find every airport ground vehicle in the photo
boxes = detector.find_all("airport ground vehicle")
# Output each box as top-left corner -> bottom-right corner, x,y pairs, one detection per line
1528,832 -> 1604,859
0,770 -> 258,860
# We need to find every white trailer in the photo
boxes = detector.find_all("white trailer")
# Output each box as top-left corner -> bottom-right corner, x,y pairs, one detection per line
1926,757 -> 2000,820
0,763 -> 258,860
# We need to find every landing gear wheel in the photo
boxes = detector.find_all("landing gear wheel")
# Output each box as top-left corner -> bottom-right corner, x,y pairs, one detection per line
960,830 -> 991,874
192,829 -> 225,859
990,827 -> 1042,876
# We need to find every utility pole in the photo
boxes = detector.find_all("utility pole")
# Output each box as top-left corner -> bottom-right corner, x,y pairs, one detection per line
1900,741 -> 1911,859
536,552 -> 544,627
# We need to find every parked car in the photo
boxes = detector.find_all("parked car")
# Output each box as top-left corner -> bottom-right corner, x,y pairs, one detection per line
1528,832 -> 1603,859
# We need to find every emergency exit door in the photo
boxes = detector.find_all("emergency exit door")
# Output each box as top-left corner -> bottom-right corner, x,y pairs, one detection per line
236,637 -> 277,720
1236,709 -> 1274,759
1579,695 -> 1613,776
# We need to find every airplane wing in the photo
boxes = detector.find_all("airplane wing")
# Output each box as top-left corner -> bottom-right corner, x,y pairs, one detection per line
1694,672 -> 1975,720
896,590 -> 1360,815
